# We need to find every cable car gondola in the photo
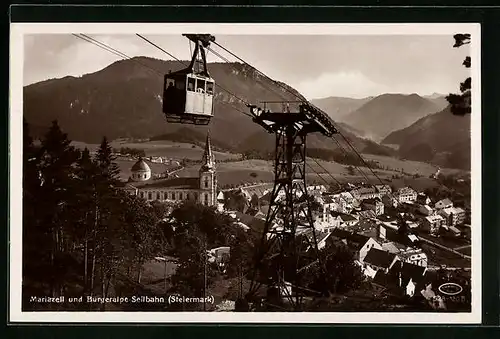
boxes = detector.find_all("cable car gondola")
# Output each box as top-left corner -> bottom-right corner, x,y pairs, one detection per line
163,34 -> 216,125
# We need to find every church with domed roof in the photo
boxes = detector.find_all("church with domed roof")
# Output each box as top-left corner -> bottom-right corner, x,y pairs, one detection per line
125,132 -> 217,206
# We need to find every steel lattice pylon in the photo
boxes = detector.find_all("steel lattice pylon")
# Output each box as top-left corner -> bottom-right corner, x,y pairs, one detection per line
246,103 -> 336,310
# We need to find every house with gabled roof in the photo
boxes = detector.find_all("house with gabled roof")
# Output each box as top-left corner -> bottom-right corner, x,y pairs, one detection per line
362,198 -> 384,216
434,198 -> 453,210
362,248 -> 398,278
417,204 -> 433,216
327,229 -> 382,262
393,261 -> 427,297
372,260 -> 428,298
326,211 -> 359,229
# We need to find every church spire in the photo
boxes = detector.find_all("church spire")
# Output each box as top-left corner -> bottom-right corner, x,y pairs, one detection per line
200,130 -> 215,171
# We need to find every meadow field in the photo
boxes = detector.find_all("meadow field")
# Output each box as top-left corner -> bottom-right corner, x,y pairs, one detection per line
71,140 -> 240,161
73,139 -> 465,191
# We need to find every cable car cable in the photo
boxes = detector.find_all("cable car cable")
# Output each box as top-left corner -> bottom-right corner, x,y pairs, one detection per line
213,40 -> 398,199
209,40 -> 376,191
206,46 -> 291,104
72,33 -> 252,119
207,40 -> 377,207
307,157 -> 355,208
135,34 -> 252,108
331,135 -> 373,184
73,34 -> 163,77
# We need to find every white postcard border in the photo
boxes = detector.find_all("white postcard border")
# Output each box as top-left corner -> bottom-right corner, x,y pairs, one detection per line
9,22 -> 482,324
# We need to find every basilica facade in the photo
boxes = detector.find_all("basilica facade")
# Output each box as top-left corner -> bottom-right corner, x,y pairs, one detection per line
125,133 -> 217,207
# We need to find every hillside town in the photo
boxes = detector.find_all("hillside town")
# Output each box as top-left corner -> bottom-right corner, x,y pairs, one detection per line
219,181 -> 471,310
117,133 -> 471,311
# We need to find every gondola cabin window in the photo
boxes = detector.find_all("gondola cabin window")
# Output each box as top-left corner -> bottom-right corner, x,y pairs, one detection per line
162,74 -> 214,121
187,77 -> 196,92
206,81 -> 214,95
185,75 -> 214,117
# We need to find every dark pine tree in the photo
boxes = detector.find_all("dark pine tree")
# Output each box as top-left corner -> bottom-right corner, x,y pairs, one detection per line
95,136 -> 120,185
34,120 -> 80,298
446,33 -> 471,116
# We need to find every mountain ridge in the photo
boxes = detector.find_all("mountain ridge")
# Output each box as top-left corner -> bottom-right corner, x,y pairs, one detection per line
382,105 -> 470,170
23,56 -> 394,158
342,93 -> 445,142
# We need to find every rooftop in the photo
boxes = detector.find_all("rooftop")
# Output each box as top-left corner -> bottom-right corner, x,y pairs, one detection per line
357,210 -> 377,219
425,214 -> 445,222
329,229 -> 370,250
440,206 -> 466,216
436,198 -> 453,206
131,158 -> 151,172
397,187 -> 416,194
351,186 -> 378,195
232,211 -> 266,234
395,261 -> 427,285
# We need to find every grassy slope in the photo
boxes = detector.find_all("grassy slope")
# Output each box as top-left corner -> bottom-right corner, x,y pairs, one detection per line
74,140 -> 465,188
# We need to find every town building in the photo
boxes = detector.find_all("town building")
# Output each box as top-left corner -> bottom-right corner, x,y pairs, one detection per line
393,261 -> 427,297
327,229 -> 382,262
362,248 -> 398,278
421,214 -> 446,234
394,187 -> 417,203
350,186 -> 381,201
375,184 -> 393,196
325,211 -> 359,229
416,193 -> 432,206
434,198 -> 453,210
125,132 -> 217,207
439,207 -> 466,226
381,194 -> 399,208
321,191 -> 355,217
417,204 -> 433,216
396,248 -> 428,268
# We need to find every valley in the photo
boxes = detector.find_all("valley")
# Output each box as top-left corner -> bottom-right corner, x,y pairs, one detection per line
71,139 -> 465,189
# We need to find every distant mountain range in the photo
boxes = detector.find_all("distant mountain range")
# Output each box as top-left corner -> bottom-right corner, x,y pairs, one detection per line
382,105 -> 471,170
311,93 -> 449,142
23,57 -> 468,170
23,57 -> 395,157
310,96 -> 372,121
341,93 -> 447,142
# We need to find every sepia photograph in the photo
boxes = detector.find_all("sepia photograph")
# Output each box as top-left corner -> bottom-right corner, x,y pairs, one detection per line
9,22 -> 481,323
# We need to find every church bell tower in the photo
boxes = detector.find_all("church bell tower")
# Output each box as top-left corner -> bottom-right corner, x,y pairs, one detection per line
199,131 -> 217,206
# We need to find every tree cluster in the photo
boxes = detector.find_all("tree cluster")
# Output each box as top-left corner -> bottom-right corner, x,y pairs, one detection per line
23,119 -> 166,310
160,201 -> 257,309
446,33 -> 471,116
115,146 -> 146,158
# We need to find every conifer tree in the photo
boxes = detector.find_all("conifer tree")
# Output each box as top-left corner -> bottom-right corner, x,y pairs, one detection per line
446,33 -> 471,116
95,136 -> 120,184
36,120 -> 80,296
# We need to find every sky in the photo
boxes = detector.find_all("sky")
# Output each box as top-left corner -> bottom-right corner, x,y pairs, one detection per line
23,34 -> 470,99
